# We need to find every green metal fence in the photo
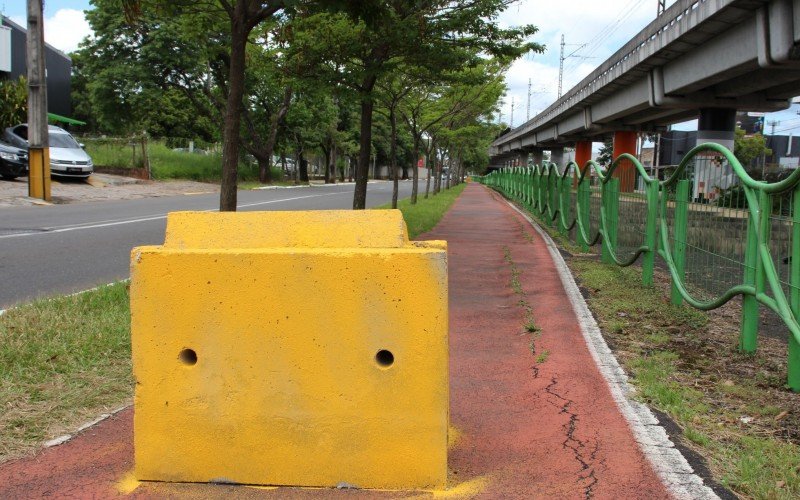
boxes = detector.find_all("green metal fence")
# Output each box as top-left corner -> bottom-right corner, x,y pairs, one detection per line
479,143 -> 800,391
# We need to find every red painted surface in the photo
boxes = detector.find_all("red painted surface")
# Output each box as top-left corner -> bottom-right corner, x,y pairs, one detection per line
574,141 -> 593,187
0,184 -> 669,498
613,131 -> 638,192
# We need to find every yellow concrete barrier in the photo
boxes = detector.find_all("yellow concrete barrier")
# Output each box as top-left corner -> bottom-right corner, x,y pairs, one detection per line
130,210 -> 448,490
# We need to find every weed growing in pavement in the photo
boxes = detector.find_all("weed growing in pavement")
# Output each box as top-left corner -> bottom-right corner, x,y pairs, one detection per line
502,245 -> 543,356
535,350 -> 550,364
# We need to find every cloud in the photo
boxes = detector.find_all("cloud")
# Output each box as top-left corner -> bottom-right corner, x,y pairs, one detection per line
495,0 -> 679,126
10,9 -> 92,54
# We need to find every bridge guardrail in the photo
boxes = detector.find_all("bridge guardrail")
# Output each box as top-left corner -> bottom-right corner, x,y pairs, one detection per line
478,143 -> 800,391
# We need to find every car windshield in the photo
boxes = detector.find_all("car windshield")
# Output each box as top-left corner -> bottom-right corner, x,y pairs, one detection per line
49,133 -> 80,149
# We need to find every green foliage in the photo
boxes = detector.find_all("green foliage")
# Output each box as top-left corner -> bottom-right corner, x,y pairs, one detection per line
734,127 -> 772,168
0,76 -> 27,130
596,138 -> 613,166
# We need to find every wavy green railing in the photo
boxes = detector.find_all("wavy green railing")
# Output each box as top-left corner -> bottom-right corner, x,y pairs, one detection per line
478,143 -> 800,391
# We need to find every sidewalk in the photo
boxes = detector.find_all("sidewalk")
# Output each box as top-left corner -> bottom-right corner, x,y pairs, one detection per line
0,183 -> 699,498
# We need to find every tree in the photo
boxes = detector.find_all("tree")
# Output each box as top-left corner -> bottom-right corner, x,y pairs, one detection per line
293,1 -> 542,209
734,127 -> 772,170
123,0 -> 290,211
0,76 -> 27,130
596,138 -> 613,166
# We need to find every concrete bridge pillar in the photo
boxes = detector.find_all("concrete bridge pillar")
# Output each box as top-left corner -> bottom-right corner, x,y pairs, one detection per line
697,108 -> 736,151
517,151 -> 529,168
529,148 -> 544,166
613,131 -> 638,192
695,108 -> 737,202
550,147 -> 564,167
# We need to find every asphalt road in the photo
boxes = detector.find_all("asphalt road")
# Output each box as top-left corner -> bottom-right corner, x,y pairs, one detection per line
0,180 -> 421,309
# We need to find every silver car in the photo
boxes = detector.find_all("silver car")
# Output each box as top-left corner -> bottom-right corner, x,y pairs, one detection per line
3,124 -> 93,179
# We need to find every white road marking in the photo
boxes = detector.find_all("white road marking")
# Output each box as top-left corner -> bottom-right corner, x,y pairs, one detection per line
0,191 -> 348,240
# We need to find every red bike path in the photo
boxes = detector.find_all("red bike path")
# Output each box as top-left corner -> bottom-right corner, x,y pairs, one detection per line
0,183 -> 672,498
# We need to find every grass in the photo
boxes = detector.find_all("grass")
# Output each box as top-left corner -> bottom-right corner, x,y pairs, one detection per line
0,183 -> 467,463
375,183 -> 466,238
0,283 -> 132,462
84,139 -> 283,183
569,259 -> 800,499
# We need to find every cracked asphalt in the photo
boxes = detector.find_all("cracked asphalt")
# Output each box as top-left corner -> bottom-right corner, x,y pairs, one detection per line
0,183 -> 673,498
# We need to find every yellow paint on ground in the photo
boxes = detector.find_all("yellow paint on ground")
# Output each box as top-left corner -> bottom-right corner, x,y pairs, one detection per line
86,176 -> 106,188
182,191 -> 214,195
115,471 -> 141,494
131,210 -> 448,490
448,426 -> 462,450
430,476 -> 490,499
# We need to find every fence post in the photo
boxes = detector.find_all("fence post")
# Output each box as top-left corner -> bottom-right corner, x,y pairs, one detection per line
790,184 -> 800,390
578,172 -> 590,252
670,179 -> 690,305
601,178 -> 619,264
642,180 -> 659,286
560,174 -> 570,235
740,190 -> 762,354
527,167 -> 533,207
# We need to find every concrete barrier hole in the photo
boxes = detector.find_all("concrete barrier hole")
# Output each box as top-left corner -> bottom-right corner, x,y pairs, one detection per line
375,349 -> 394,368
179,348 -> 198,366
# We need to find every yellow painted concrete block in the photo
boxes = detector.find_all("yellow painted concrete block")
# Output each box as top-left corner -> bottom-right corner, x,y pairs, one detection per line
130,210 -> 448,490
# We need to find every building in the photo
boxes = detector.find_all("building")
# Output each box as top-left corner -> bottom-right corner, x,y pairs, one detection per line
0,16 -> 72,117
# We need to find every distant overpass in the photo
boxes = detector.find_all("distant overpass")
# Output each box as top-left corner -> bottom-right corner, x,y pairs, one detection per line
491,0 -> 800,169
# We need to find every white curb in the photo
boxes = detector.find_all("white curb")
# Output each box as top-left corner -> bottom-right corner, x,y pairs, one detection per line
505,200 -> 719,500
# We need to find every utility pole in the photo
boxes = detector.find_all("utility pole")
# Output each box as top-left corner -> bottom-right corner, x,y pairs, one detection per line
768,119 -> 780,135
510,96 -> 515,128
558,35 -> 587,99
558,34 -> 565,99
657,0 -> 665,16
527,78 -> 531,121
27,0 -> 50,201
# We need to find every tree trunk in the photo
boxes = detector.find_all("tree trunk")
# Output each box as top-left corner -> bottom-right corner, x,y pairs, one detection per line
329,145 -> 338,183
322,144 -> 331,184
258,86 -> 292,184
354,76 -> 377,209
411,135 -> 420,204
299,151 -> 309,182
425,141 -> 433,199
401,164 -> 409,180
390,108 -> 399,209
219,11 -> 248,211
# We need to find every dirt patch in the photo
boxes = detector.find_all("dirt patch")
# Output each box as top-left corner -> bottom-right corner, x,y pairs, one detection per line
0,174 -> 219,207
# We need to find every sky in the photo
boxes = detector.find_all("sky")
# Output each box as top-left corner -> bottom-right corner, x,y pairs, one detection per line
6,0 -> 800,136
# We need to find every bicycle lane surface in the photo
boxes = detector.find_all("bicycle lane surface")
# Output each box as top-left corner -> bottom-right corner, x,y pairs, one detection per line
0,182 -> 671,498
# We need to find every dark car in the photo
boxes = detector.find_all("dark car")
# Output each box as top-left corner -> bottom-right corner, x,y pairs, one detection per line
0,142 -> 28,180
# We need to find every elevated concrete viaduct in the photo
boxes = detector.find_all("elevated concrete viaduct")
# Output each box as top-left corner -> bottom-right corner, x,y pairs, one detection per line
491,0 -> 800,176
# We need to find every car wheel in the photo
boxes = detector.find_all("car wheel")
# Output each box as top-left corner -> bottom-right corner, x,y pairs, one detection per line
1,174 -> 18,180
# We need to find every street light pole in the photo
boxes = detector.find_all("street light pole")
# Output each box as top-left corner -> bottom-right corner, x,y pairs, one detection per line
27,0 -> 50,201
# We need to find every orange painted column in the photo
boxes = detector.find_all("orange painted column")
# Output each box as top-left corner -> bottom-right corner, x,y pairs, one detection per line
574,141 -> 592,186
613,131 -> 638,192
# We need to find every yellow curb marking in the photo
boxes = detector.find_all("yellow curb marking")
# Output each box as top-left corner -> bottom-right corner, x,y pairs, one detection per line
448,425 -> 462,450
115,471 -> 141,495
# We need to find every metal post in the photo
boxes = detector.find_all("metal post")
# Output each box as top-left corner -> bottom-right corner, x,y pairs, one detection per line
578,175 -> 590,251
642,180 -> 659,285
740,191 -> 767,353
789,183 -> 800,390
27,0 -> 50,201
671,179 -> 690,305
602,178 -> 620,264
